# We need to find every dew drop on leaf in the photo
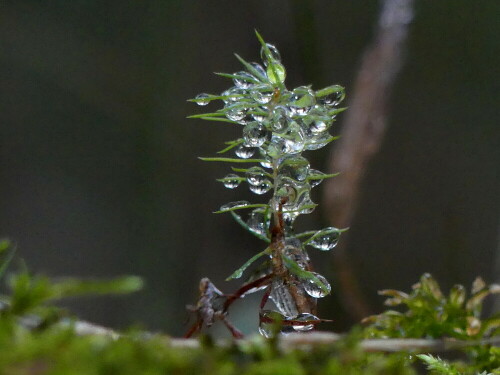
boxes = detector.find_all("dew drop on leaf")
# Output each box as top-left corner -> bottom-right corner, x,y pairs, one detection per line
219,201 -> 250,211
249,180 -> 272,195
233,71 -> 256,89
304,272 -> 331,298
260,43 -> 281,66
222,174 -> 240,189
291,313 -> 320,332
243,122 -> 268,147
309,227 -> 340,251
235,145 -> 256,159
194,93 -> 210,106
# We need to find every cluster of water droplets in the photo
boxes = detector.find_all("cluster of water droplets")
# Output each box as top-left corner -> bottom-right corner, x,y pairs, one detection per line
194,40 -> 346,337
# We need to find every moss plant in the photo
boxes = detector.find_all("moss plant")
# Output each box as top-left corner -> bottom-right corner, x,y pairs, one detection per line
187,31 -> 347,337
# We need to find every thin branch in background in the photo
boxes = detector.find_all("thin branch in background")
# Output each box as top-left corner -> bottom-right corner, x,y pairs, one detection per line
323,0 -> 415,321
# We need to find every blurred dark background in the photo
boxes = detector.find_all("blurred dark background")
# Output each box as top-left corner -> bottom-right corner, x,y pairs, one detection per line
0,1 -> 498,336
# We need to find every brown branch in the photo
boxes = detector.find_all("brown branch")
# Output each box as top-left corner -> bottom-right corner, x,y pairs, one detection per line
323,0 -> 415,321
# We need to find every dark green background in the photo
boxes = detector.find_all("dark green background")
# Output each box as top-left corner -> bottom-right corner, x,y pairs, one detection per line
0,1 -> 498,335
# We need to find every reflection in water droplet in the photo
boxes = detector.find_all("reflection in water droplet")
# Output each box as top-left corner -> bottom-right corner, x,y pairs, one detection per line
308,169 -> 326,188
305,132 -> 331,150
304,272 -> 331,298
258,310 -> 286,338
278,156 -> 310,181
270,280 -> 299,317
226,107 -> 247,122
250,85 -> 274,105
260,43 -> 281,66
235,145 -> 256,159
292,313 -> 320,332
249,62 -> 267,78
246,166 -> 266,186
222,87 -> 244,104
243,122 -> 268,147
316,85 -> 345,107
194,93 -> 210,106
247,209 -> 269,237
309,227 -> 340,251
249,180 -> 272,195
222,174 -> 240,189
219,201 -> 250,211
233,71 -> 256,89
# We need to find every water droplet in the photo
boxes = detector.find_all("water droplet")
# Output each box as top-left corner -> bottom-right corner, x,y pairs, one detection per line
251,111 -> 266,122
316,85 -> 345,107
194,93 -> 210,106
259,310 -> 286,338
270,280 -> 299,317
270,106 -> 291,132
267,62 -> 286,84
233,71 -> 256,89
249,62 -> 267,78
260,159 -> 273,169
291,313 -> 320,332
222,173 -> 240,189
289,87 -> 315,117
222,87 -> 244,104
304,272 -> 331,298
226,107 -> 247,122
308,169 -> 326,187
245,166 -> 266,186
250,85 -> 274,104
309,227 -> 340,251
235,145 -> 256,159
281,122 -> 305,154
219,201 -> 250,212
247,209 -> 269,237
305,132 -> 332,150
243,122 -> 268,147
278,156 -> 310,181
284,239 -> 310,270
249,180 -> 272,195
260,43 -> 281,66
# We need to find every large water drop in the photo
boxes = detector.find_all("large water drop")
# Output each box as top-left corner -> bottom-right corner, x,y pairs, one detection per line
233,71 -> 256,89
304,272 -> 331,298
222,173 -> 240,189
291,313 -> 320,332
194,93 -> 210,106
309,227 -> 340,251
249,180 -> 272,195
260,43 -> 281,66
243,122 -> 268,147
235,145 -> 256,159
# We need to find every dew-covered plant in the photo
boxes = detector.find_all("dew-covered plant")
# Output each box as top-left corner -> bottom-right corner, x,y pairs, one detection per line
186,31 -> 347,338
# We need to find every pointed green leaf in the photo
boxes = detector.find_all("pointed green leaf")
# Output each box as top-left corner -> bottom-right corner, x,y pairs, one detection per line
214,203 -> 268,214
307,172 -> 340,182
215,72 -> 259,84
199,157 -> 267,163
226,248 -> 270,280
197,117 -> 240,124
282,255 -> 329,295
234,53 -> 268,82
216,139 -> 244,154
230,211 -> 270,243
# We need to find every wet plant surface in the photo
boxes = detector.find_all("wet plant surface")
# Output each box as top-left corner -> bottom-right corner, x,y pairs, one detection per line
187,31 -> 347,339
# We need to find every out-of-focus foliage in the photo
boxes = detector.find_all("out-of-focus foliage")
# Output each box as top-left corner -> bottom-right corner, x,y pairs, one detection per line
363,273 -> 500,374
363,273 -> 500,339
0,242 -> 498,374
